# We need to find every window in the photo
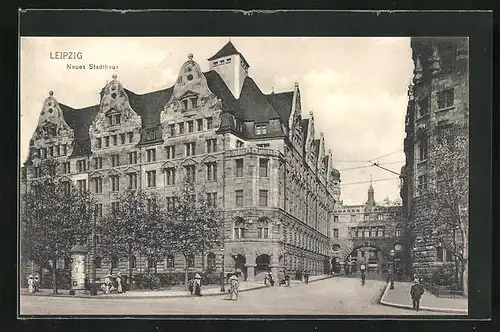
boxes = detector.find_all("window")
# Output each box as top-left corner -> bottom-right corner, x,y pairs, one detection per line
395,227 -> 402,237
219,60 -> 224,65
110,175 -> 120,191
127,173 -> 138,189
146,170 -> 156,187
197,119 -> 203,131
77,160 -> 87,172
235,159 -> 244,177
166,167 -> 176,185
437,89 -> 454,109
77,179 -> 86,194
207,253 -> 216,269
187,120 -> 194,133
94,256 -> 102,269
436,170 -> 445,191
104,136 -> 110,147
178,122 -> 185,134
146,148 -> 156,162
213,61 -> 218,67
258,226 -> 269,239
191,98 -> 197,108
259,159 -> 269,177
120,133 -> 126,145
165,145 -> 175,159
93,177 -> 102,193
111,202 -> 120,215
377,227 -> 384,237
378,214 -> 384,221
206,162 -> 217,181
63,162 -> 71,174
167,254 -> 175,268
436,247 -> 444,262
127,132 -> 134,143
234,219 -> 245,239
185,165 -> 196,183
187,254 -> 195,268
130,255 -> 137,269
226,58 -> 231,64
111,154 -> 120,167
333,229 -> 339,239
419,136 -> 428,161
350,214 -> 356,222
128,151 -> 138,164
147,258 -> 156,269
168,124 -> 176,137
445,249 -> 453,262
418,97 -> 429,117
112,134 -> 117,146
363,228 -> 370,238
259,190 -> 268,207
94,203 -> 103,218
236,140 -> 244,148
34,166 -> 42,178
166,197 -> 175,211
206,139 -> 217,153
61,144 -> 67,155
255,123 -> 267,135
185,142 -> 196,156
257,143 -> 270,148
93,157 -> 102,170
370,228 -> 376,237
48,146 -> 53,157
418,174 -> 428,195
40,148 -> 47,159
206,117 -> 213,130
235,190 -> 243,207
111,256 -> 118,269
207,192 -> 217,207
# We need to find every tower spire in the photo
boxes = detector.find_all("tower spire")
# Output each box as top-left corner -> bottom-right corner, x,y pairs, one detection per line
367,175 -> 375,207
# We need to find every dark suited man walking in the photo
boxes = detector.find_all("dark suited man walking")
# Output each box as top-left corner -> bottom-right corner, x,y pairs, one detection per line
410,278 -> 425,311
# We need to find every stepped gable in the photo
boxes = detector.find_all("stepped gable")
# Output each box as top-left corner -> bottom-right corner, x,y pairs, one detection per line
60,103 -> 99,156
266,91 -> 294,125
237,76 -> 281,122
207,40 -> 250,68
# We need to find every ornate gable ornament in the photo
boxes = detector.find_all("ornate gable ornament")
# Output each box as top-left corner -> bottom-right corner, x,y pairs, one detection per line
90,75 -> 142,135
161,54 -> 217,123
288,82 -> 302,138
34,91 -> 74,141
317,133 -> 326,171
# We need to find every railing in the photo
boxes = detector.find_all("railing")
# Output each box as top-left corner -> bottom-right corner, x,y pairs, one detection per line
424,283 -> 464,298
225,147 -> 283,158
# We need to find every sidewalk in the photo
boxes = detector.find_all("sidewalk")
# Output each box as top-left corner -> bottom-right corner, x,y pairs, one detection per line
380,281 -> 468,314
20,274 -> 335,299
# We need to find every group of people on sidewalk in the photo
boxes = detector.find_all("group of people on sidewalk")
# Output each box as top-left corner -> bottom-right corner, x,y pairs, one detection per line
101,272 -> 128,294
26,274 -> 40,294
188,273 -> 203,297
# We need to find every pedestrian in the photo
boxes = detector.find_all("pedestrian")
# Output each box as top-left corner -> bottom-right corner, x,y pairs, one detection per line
188,278 -> 194,295
410,278 -> 425,311
284,272 -> 290,287
361,270 -> 366,286
228,274 -> 239,301
104,274 -> 112,294
116,272 -> 123,293
304,270 -> 310,284
27,275 -> 34,295
121,274 -> 128,293
194,273 -> 202,296
34,274 -> 40,292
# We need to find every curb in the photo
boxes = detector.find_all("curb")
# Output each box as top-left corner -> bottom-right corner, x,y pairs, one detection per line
379,282 -> 468,314
21,284 -> 268,300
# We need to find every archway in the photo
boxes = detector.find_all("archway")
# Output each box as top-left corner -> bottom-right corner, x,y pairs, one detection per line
232,254 -> 247,280
345,244 -> 387,276
331,257 -> 341,274
254,254 -> 271,281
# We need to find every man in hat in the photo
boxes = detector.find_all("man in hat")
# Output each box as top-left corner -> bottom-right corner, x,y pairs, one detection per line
34,274 -> 40,292
303,270 -> 310,285
194,273 -> 202,296
410,278 -> 425,311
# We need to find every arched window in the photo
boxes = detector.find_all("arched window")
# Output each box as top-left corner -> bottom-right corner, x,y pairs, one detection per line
130,255 -> 137,269
207,252 -> 216,270
187,254 -> 195,268
234,217 -> 245,239
395,225 -> 402,237
257,217 -> 270,239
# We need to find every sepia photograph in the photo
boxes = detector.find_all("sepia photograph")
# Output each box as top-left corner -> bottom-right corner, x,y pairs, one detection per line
19,32 -> 470,316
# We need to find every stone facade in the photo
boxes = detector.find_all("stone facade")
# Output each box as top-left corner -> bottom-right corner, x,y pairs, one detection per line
21,41 -> 340,282
331,184 -> 405,275
401,37 -> 469,279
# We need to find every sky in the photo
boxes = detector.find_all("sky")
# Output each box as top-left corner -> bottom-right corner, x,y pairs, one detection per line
20,37 -> 413,205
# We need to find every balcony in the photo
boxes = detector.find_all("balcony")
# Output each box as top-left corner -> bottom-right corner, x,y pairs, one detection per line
225,147 -> 283,159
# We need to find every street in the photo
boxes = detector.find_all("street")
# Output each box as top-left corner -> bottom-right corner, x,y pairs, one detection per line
20,277 -> 446,316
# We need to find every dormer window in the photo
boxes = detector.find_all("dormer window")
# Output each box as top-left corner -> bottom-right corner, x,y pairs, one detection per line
226,58 -> 231,64
213,61 -> 218,67
219,60 -> 224,65
255,123 -> 268,135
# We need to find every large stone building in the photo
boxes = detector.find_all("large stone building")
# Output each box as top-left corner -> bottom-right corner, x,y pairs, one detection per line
331,182 -> 405,276
400,37 -> 469,279
20,41 -> 341,282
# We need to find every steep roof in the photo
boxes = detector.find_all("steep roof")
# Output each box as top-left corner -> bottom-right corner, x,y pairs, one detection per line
60,103 -> 99,156
126,87 -> 173,129
238,77 -> 282,122
208,41 -> 250,68
266,91 -> 294,124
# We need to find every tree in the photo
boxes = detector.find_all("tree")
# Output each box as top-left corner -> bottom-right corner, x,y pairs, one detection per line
410,124 -> 469,295
381,197 -> 402,207
168,179 -> 222,288
20,159 -> 95,294
98,189 -> 148,284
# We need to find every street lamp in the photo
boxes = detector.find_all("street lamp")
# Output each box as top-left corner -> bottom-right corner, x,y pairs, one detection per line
220,248 -> 225,293
389,249 -> 395,290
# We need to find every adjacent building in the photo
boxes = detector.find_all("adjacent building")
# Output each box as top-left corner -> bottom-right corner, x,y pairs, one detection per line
21,41 -> 341,282
331,182 -> 405,276
400,37 -> 469,280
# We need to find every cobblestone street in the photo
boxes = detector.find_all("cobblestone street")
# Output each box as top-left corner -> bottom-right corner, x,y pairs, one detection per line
20,277 -> 448,316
